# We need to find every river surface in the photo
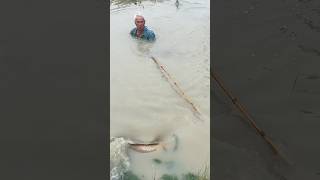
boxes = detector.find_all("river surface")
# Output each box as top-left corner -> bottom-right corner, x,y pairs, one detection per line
110,0 -> 210,179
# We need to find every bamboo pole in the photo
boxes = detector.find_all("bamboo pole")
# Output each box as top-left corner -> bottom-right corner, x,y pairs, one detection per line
150,56 -> 202,118
211,70 -> 280,155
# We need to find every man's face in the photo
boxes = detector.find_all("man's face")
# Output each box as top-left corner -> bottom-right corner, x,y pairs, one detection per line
135,16 -> 145,31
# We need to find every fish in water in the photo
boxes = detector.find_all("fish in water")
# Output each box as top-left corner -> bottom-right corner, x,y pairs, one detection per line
109,135 -> 178,179
128,142 -> 165,153
128,134 -> 178,153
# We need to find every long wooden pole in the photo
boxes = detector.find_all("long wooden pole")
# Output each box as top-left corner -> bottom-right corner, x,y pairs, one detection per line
211,70 -> 280,155
151,56 -> 202,117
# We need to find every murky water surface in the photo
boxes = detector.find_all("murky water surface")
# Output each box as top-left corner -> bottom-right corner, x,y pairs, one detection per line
110,0 -> 210,179
213,0 -> 320,179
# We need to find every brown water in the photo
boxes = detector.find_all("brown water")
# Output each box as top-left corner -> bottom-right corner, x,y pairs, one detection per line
110,0 -> 210,179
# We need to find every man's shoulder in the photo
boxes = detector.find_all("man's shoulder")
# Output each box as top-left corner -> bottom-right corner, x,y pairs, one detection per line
145,27 -> 155,34
130,28 -> 136,35
144,27 -> 156,40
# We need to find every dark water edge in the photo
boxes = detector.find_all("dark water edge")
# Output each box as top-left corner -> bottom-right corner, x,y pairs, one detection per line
213,0 -> 320,179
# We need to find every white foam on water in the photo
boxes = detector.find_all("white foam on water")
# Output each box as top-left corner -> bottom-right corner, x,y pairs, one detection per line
110,137 -> 131,180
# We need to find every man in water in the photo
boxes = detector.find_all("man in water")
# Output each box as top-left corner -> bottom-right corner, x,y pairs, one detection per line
130,14 -> 156,41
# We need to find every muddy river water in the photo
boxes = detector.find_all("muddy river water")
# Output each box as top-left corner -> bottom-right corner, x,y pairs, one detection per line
110,0 -> 210,179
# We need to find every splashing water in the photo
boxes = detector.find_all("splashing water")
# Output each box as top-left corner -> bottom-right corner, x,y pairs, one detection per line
110,137 -> 131,180
110,134 -> 180,179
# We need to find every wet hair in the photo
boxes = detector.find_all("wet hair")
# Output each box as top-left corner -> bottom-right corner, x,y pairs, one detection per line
133,12 -> 145,22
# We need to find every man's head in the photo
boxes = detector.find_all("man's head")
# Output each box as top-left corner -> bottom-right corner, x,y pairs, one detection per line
134,15 -> 145,31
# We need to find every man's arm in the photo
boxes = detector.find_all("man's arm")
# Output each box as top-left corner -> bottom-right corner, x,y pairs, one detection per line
148,31 -> 156,41
129,28 -> 136,37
